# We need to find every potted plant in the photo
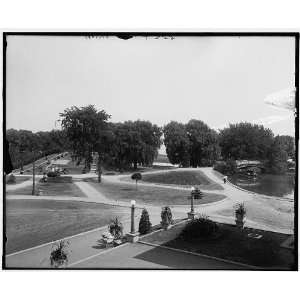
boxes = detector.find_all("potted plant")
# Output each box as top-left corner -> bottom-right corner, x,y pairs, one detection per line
108,217 -> 124,245
161,206 -> 173,230
235,203 -> 246,230
49,240 -> 70,268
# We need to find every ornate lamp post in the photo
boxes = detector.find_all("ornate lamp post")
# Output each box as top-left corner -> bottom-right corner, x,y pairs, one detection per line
188,187 -> 196,220
188,186 -> 203,220
126,200 -> 139,242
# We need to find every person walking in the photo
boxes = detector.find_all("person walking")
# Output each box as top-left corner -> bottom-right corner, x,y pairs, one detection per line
223,175 -> 228,184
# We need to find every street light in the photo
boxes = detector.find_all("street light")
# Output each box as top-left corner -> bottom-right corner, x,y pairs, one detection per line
188,186 -> 203,220
130,200 -> 136,234
126,200 -> 139,243
187,187 -> 195,220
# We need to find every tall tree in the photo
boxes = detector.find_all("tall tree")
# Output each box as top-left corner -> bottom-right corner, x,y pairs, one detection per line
163,121 -> 190,167
60,105 -> 111,181
219,122 -> 274,160
186,119 -> 220,167
274,135 -> 295,159
268,139 -> 288,174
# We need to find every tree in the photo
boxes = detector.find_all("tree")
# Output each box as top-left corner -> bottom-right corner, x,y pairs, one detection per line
138,209 -> 152,234
219,122 -> 274,160
60,105 -> 111,181
186,119 -> 220,167
274,135 -> 295,160
106,120 -> 162,171
163,121 -> 190,166
131,172 -> 142,190
268,139 -> 288,174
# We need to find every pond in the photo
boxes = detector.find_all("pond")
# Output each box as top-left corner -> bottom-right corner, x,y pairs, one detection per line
228,173 -> 295,199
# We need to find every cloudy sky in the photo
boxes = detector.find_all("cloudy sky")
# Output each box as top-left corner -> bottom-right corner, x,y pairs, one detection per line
6,35 -> 295,140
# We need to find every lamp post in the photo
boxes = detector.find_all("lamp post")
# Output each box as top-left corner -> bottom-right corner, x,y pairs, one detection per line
188,187 -> 196,220
32,151 -> 36,195
130,200 -> 136,234
126,200 -> 139,242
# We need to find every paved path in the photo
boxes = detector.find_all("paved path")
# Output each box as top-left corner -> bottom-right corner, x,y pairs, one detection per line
71,242 -> 246,269
5,165 -> 294,268
101,167 -> 293,234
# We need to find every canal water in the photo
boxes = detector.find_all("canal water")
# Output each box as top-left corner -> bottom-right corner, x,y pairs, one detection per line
228,173 -> 295,199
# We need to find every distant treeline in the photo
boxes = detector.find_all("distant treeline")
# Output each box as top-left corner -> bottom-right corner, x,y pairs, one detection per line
6,129 -> 69,169
7,105 -> 295,175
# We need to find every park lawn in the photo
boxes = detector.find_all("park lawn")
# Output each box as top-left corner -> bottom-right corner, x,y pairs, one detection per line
6,180 -> 86,197
141,170 -> 223,190
154,154 -> 171,164
85,178 -> 225,206
140,221 -> 295,269
6,176 -> 31,185
5,199 -> 130,254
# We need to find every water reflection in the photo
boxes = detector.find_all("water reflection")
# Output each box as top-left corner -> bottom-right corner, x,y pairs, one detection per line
228,173 -> 295,199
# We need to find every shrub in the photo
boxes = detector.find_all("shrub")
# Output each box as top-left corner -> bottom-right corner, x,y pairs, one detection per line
213,159 -> 237,175
131,172 -> 142,190
108,217 -> 123,239
180,215 -> 219,241
6,174 -> 16,184
161,206 -> 173,227
235,203 -> 246,229
50,240 -> 70,268
47,171 -> 60,177
139,209 -> 152,234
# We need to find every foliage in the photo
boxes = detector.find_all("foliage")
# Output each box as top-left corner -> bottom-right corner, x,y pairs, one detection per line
163,121 -> 191,166
47,171 -> 60,177
267,139 -> 288,174
50,240 -> 70,267
138,209 -> 152,234
106,120 -> 163,170
274,135 -> 295,159
6,129 -> 69,170
161,206 -> 173,227
6,174 -> 16,184
235,203 -> 246,217
219,122 -> 274,160
180,215 -> 219,240
213,159 -> 237,175
131,172 -> 142,181
163,119 -> 220,167
60,105 -> 111,176
108,217 -> 123,239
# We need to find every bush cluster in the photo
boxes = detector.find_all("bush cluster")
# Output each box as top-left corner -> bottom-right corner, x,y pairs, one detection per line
180,216 -> 219,241
213,159 -> 237,175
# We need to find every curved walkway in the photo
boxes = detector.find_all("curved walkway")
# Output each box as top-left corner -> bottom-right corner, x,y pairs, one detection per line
101,167 -> 294,234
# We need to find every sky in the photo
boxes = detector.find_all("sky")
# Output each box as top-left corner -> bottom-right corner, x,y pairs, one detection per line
6,35 -> 296,145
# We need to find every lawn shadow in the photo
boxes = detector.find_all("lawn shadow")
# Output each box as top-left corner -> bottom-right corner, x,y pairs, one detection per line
132,243 -> 244,269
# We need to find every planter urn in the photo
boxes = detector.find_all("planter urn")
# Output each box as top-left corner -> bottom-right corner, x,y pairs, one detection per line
235,213 -> 245,229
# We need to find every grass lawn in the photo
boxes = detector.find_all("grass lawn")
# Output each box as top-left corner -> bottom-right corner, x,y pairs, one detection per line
6,180 -> 85,197
140,221 -> 295,269
85,178 -> 225,206
154,154 -> 171,164
6,176 -> 31,185
141,170 -> 223,190
5,199 -> 130,254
